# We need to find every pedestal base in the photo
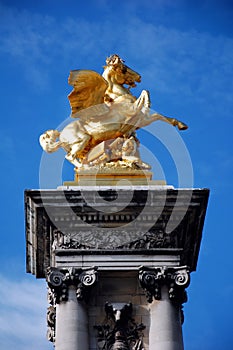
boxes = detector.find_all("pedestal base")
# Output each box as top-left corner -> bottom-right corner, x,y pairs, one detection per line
64,169 -> 166,186
25,187 -> 209,350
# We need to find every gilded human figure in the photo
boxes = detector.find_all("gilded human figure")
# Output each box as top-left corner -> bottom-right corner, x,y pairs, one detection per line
40,54 -> 187,171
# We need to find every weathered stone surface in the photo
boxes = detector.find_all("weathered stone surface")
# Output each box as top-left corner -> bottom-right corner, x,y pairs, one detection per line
55,251 -> 182,271
25,187 -> 209,278
149,285 -> 184,350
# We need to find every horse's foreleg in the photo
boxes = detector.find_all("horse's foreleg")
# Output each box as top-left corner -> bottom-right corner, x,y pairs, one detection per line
149,113 -> 188,130
134,90 -> 151,112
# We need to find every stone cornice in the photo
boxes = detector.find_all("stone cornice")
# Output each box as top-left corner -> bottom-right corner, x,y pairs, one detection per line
25,188 -> 209,277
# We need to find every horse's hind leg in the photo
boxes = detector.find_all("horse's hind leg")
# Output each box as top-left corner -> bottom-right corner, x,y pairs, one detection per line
164,117 -> 188,130
66,133 -> 91,166
150,113 -> 188,130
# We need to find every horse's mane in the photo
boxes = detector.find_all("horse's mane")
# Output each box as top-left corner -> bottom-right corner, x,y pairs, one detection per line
104,54 -> 141,88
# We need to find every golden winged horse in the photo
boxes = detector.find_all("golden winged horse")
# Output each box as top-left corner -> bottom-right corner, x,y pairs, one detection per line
40,54 -> 187,169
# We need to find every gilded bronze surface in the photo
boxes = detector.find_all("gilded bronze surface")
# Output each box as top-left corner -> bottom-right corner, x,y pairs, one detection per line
39,54 -> 188,172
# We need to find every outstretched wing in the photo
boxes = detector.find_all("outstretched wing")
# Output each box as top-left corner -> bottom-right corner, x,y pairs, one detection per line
68,69 -> 108,117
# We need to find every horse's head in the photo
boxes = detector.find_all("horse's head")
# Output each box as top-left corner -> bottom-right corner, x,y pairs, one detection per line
105,54 -> 141,88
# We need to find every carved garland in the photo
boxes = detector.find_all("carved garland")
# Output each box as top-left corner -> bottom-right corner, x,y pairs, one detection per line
52,227 -> 179,251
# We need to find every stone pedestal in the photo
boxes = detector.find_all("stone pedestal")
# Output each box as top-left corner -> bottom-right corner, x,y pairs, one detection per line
25,186 -> 209,350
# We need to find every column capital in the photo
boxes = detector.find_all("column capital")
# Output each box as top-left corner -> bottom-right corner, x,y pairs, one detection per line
46,266 -> 97,344
139,266 -> 190,304
46,266 -> 98,304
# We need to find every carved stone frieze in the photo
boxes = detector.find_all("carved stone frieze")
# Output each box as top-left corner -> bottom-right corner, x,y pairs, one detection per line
139,266 -> 190,304
94,302 -> 145,350
26,189 -> 210,278
52,229 -> 90,251
52,226 -> 178,252
118,229 -> 177,249
52,228 -> 147,250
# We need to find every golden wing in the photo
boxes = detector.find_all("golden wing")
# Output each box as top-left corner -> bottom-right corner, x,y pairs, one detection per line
68,69 -> 108,117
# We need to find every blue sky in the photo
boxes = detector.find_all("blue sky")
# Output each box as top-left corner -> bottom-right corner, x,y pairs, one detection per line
0,0 -> 232,349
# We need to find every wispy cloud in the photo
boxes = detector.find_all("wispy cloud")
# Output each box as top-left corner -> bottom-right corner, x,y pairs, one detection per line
1,1 -> 233,116
0,132 -> 15,156
0,275 -> 52,349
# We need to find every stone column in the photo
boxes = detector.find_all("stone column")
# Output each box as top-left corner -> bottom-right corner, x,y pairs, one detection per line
139,266 -> 190,350
46,267 -> 98,350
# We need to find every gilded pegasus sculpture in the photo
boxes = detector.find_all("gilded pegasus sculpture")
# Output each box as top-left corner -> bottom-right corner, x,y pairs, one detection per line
40,54 -> 187,170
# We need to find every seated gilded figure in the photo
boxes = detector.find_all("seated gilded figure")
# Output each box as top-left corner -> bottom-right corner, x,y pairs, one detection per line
40,54 -> 187,170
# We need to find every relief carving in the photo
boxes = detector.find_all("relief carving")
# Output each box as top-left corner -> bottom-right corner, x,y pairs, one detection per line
52,229 -> 90,251
118,229 -> 177,249
52,227 -> 178,251
94,302 -> 145,350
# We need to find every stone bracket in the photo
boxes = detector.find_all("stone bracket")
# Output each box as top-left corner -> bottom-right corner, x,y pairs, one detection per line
25,188 -> 210,278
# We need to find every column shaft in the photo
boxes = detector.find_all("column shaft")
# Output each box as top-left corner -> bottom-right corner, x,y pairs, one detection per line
149,285 -> 184,350
55,285 -> 89,350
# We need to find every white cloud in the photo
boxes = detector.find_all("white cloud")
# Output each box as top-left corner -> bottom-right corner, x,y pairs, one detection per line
0,275 -> 52,350
0,2 -> 232,120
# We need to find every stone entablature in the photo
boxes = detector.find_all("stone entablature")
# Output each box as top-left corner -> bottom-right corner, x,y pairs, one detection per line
25,187 -> 209,278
